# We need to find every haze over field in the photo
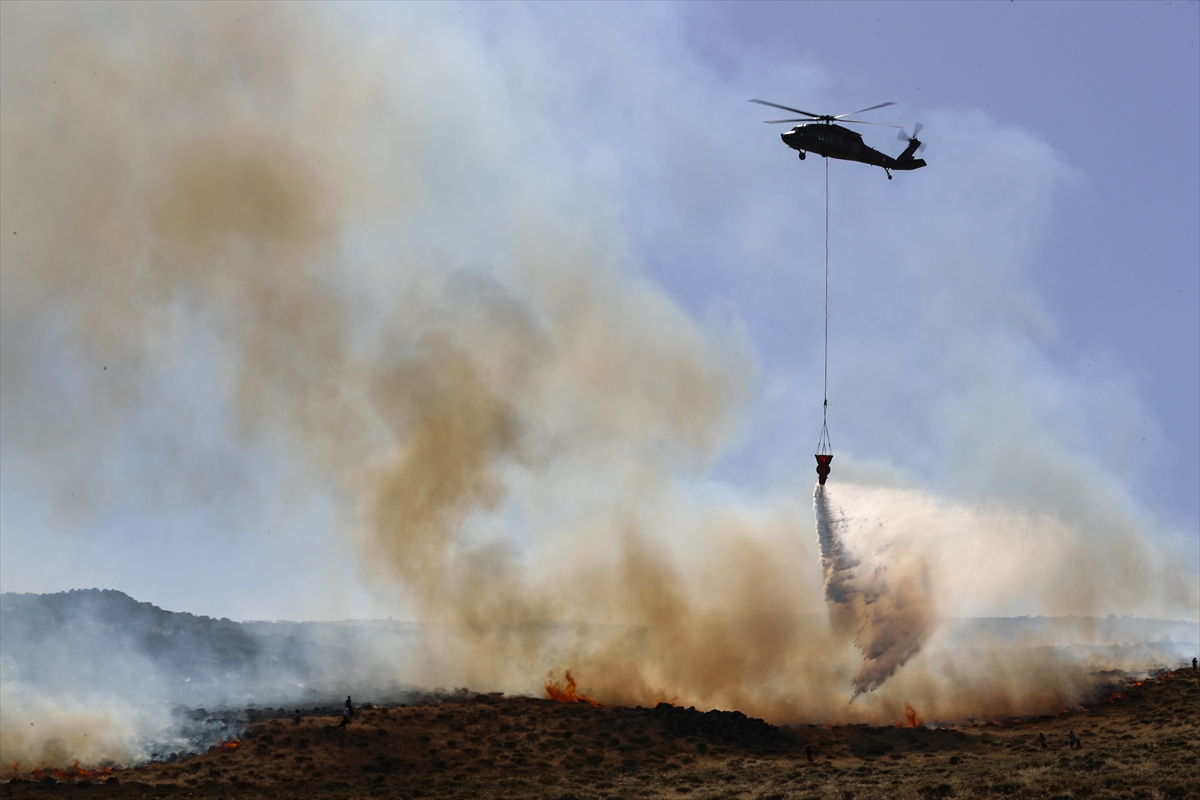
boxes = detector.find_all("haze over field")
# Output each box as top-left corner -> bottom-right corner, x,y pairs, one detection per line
1,1 -> 1196,771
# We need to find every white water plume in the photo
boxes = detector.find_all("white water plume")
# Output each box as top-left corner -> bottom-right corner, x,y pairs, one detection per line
814,483 -> 935,699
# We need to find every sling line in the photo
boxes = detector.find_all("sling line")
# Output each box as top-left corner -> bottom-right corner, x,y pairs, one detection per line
815,158 -> 833,485
817,157 -> 831,457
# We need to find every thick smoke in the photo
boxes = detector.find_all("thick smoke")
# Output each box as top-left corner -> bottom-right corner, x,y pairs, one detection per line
1,1 -> 1195,771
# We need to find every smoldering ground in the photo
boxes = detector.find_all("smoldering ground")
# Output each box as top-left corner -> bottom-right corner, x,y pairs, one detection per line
1,2 -> 1195,770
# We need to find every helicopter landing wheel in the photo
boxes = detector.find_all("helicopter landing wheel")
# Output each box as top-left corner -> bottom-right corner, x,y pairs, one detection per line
885,169 -> 892,180
799,151 -> 806,160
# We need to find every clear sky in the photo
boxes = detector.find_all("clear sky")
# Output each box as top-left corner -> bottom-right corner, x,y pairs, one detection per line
1,1 -> 1196,623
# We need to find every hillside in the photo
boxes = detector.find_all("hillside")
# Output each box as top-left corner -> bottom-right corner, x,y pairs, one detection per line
5,667 -> 1197,799
3,588 -> 1196,798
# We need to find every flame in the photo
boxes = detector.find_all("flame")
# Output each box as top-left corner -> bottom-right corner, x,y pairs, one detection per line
11,763 -> 115,783
895,703 -> 922,729
1108,692 -> 1124,703
211,738 -> 240,752
641,692 -> 681,707
544,670 -> 603,707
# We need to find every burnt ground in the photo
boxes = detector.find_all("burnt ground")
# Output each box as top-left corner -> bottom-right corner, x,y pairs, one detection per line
4,669 -> 1198,799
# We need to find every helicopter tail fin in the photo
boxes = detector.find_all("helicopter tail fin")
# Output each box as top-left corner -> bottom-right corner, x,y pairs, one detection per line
893,154 -> 926,170
892,140 -> 926,169
898,138 -> 923,161
894,124 -> 927,169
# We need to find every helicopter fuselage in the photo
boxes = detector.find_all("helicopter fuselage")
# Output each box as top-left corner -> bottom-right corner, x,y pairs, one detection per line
782,123 -> 925,174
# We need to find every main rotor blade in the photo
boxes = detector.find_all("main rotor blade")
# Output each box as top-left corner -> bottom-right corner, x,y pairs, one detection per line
839,118 -> 903,129
763,118 -> 808,124
749,99 -> 821,118
834,101 -> 895,118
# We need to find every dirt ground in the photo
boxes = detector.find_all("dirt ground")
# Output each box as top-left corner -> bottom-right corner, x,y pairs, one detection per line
5,669 -> 1197,799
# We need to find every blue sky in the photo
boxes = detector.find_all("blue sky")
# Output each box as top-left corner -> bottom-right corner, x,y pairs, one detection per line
684,0 -> 1199,524
0,1 -> 1196,624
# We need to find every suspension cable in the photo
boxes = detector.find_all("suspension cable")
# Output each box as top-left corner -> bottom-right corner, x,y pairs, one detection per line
817,157 -> 831,456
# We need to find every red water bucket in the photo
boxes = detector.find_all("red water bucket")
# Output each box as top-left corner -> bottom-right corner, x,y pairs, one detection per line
814,454 -> 833,485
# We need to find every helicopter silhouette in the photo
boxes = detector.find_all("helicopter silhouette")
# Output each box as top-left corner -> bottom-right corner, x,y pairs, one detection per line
751,100 -> 926,179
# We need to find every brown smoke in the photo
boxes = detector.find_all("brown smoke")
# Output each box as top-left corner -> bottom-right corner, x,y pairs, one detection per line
0,1 -> 768,711
1,4 -> 1194,772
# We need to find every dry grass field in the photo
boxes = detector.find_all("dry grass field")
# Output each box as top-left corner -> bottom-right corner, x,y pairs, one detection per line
5,669 -> 1197,799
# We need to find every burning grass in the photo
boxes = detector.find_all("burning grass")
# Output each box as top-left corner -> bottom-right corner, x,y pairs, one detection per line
3,669 -> 1197,799
898,702 -> 923,729
545,670 -> 603,707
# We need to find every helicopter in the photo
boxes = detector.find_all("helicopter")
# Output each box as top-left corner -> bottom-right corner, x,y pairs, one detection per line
750,100 -> 926,179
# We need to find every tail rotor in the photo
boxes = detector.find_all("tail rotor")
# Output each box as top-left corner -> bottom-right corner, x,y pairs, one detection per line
897,123 -> 927,154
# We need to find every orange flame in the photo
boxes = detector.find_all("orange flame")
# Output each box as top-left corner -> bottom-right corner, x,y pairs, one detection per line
544,670 -> 602,707
641,692 -> 681,707
14,763 -> 115,783
895,703 -> 922,729
211,738 -> 240,752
